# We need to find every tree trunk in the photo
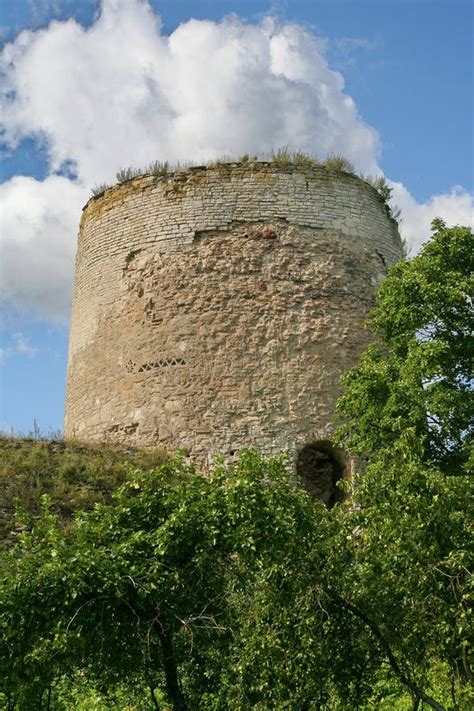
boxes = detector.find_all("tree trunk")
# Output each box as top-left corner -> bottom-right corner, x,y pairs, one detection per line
157,626 -> 188,711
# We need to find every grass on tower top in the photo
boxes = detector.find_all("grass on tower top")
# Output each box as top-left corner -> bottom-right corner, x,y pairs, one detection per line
90,150 -> 401,226
91,149 -> 360,195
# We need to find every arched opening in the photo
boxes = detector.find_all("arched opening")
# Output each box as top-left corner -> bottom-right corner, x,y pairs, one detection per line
296,441 -> 346,508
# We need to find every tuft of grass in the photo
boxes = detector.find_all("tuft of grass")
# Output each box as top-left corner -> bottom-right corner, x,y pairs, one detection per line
365,174 -> 387,192
116,166 -> 143,183
206,154 -> 236,168
147,160 -> 170,177
240,154 -> 259,163
91,183 -> 111,196
269,147 -> 319,168
171,159 -> 194,172
292,151 -> 320,167
322,153 -> 355,174
364,175 -> 403,227
365,174 -> 392,201
270,146 -> 293,166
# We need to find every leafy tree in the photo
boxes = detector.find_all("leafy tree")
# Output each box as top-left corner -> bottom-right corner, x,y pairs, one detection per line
0,452 -> 330,710
331,220 -> 473,710
337,219 -> 473,475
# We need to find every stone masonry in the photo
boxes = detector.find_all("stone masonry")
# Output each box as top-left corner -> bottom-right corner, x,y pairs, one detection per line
65,162 -> 403,497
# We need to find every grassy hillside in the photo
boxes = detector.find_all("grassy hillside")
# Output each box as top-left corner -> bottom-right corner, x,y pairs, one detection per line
0,437 -> 167,546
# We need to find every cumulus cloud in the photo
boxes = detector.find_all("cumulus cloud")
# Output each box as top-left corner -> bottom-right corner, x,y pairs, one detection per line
0,176 -> 87,320
0,0 -> 471,322
0,0 -> 380,182
390,182 -> 474,254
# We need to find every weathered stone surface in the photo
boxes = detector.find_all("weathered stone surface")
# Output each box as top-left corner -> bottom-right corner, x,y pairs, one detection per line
65,162 -> 403,468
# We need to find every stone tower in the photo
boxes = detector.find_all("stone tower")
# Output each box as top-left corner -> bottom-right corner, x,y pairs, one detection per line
65,162 -> 402,502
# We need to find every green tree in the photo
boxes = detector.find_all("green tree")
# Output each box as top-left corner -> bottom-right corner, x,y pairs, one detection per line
330,220 -> 473,710
0,452 -> 329,710
337,218 -> 473,475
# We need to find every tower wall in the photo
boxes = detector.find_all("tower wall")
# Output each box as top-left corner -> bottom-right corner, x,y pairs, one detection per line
65,163 -> 402,463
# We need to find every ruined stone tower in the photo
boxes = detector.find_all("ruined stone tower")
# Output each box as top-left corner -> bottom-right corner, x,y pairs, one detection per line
65,162 -> 402,501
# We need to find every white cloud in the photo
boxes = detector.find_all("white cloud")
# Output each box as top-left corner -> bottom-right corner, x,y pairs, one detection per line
0,331 -> 39,362
390,182 -> 474,254
0,2 -> 380,182
0,0 -> 472,322
13,331 -> 39,357
0,175 -> 87,321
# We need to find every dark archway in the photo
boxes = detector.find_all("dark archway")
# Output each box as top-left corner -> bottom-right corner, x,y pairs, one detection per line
296,441 -> 346,508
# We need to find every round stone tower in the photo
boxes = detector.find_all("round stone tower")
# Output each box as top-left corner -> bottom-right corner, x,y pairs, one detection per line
65,162 -> 402,498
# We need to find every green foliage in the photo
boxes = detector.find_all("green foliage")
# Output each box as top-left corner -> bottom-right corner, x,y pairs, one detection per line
338,219 -> 473,474
16,672 -> 152,710
333,220 -> 474,710
1,435 -> 472,709
325,457 -> 473,710
0,451 -> 328,709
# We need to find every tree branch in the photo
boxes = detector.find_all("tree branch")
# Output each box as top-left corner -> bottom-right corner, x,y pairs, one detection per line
322,586 -> 448,711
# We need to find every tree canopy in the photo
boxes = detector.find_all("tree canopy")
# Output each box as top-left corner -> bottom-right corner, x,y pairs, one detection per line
337,218 -> 473,475
1,452 -> 332,710
332,219 -> 473,710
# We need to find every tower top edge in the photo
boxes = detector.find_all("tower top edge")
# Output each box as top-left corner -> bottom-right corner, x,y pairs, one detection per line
84,161 -> 389,213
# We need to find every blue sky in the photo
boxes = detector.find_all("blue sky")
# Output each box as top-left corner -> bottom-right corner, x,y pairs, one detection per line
0,0 -> 472,435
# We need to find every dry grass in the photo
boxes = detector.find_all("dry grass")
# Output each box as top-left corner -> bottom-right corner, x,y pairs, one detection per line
322,153 -> 355,174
